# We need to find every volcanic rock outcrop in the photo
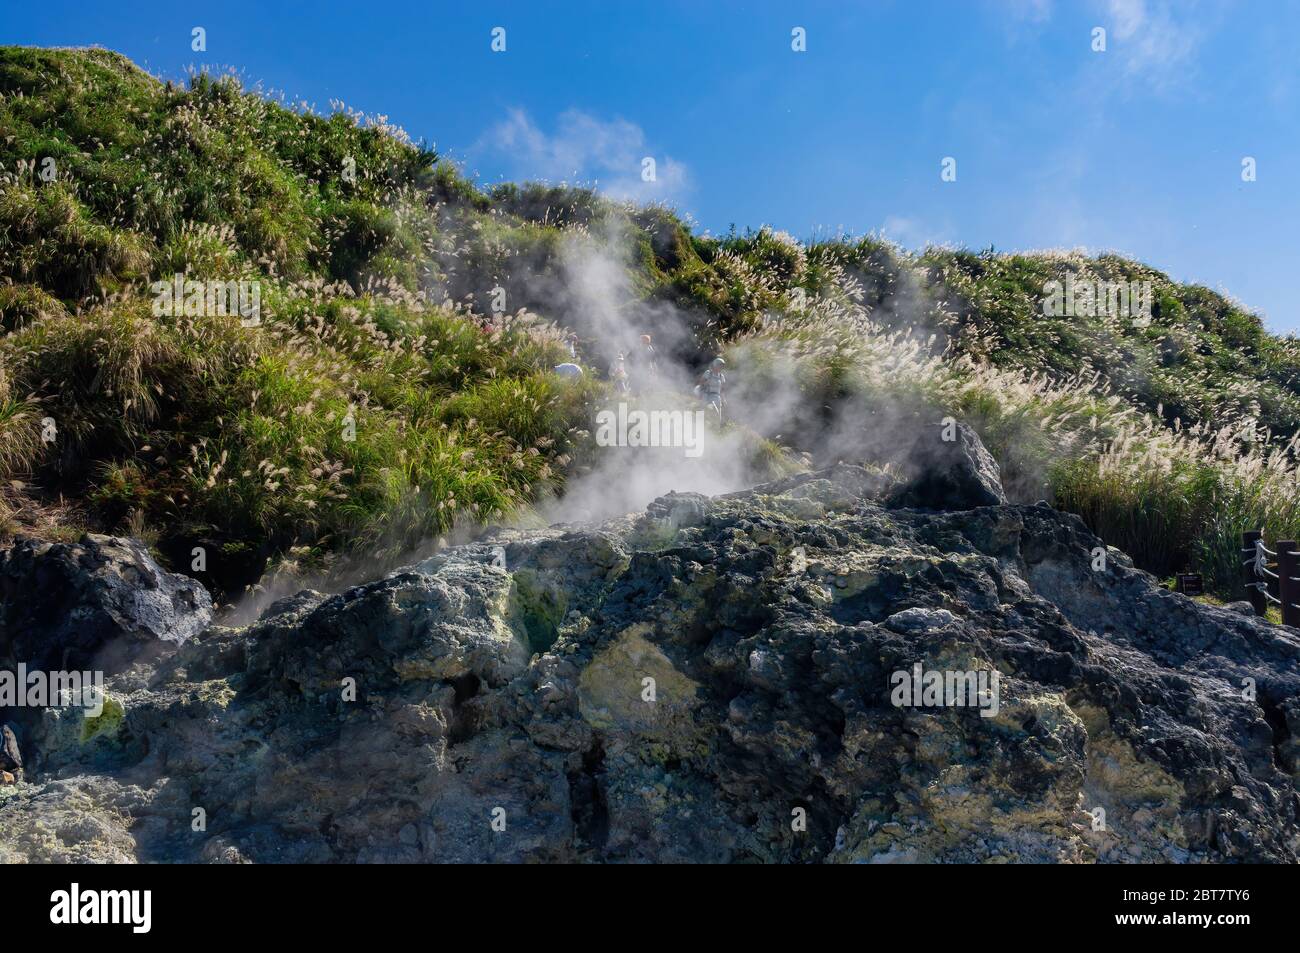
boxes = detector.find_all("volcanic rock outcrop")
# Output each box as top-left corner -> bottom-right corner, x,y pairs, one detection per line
888,420 -> 1009,510
0,534 -> 212,674
0,440 -> 1297,863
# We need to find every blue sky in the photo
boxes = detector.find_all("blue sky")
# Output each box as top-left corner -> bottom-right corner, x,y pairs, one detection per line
4,0 -> 1298,330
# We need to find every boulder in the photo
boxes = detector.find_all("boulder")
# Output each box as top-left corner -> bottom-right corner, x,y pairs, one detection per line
0,534 -> 212,674
888,420 -> 1008,510
642,491 -> 710,531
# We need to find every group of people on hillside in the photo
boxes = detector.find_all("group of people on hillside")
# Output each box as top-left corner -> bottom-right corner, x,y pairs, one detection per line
554,331 -> 727,422
609,335 -> 658,394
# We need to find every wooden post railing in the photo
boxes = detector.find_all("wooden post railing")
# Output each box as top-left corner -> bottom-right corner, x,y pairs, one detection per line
1238,530 -> 1300,626
1242,530 -> 1266,617
1279,540 -> 1300,628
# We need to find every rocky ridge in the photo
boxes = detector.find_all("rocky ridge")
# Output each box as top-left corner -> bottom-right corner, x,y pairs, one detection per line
0,432 -> 1297,863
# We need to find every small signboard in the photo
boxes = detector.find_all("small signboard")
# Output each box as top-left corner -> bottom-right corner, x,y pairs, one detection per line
1175,573 -> 1204,596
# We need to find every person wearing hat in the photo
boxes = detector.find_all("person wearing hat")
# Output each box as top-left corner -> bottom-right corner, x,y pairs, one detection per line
698,356 -> 726,423
610,352 -> 630,394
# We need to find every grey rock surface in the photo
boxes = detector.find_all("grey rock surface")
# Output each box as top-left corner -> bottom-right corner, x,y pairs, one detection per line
0,470 -> 1297,863
0,534 -> 212,674
889,421 -> 1009,510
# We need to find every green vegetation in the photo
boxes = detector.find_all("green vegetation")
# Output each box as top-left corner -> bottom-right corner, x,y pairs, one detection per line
0,48 -> 605,595
3,46 -> 1299,600
729,237 -> 1300,592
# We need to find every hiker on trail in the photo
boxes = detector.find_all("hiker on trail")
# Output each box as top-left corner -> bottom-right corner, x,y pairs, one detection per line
565,331 -> 578,359
610,352 -> 630,394
627,333 -> 658,393
697,357 -> 726,423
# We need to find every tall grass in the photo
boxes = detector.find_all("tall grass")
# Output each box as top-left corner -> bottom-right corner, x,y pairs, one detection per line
0,278 -> 594,584
733,249 -> 1300,596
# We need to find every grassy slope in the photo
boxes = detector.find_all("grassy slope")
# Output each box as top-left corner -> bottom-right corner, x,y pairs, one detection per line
2,47 -> 1298,599
0,47 -> 604,596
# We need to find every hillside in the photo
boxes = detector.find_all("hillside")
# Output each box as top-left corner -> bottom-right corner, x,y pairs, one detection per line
3,46 -> 1300,600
